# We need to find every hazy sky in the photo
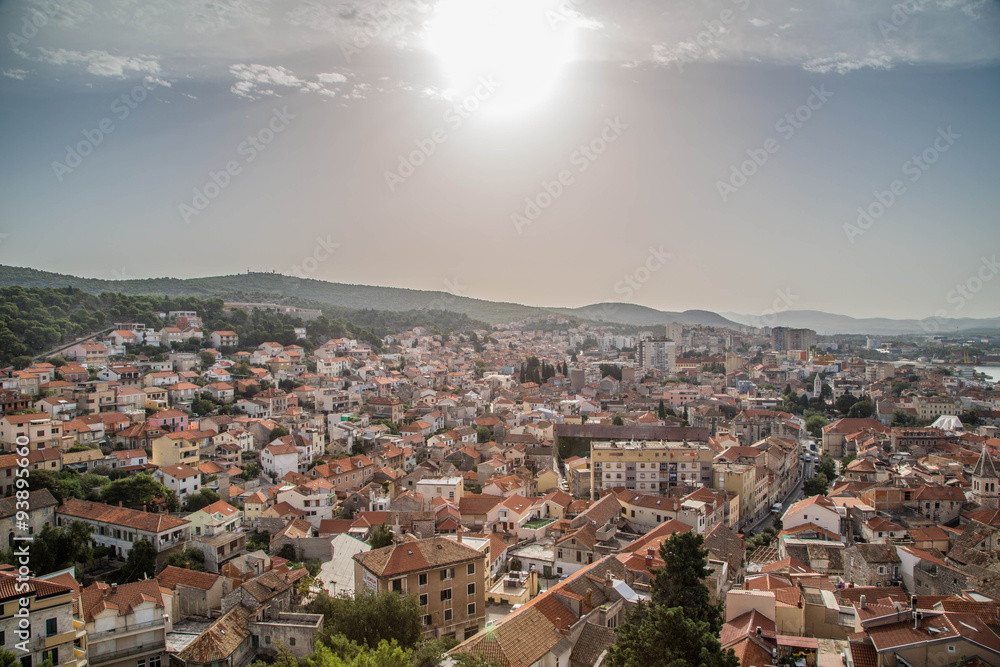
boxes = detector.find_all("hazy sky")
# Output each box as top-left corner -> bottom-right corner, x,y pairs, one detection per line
1,0 -> 999,321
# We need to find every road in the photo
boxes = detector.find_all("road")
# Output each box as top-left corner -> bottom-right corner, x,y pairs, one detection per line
744,452 -> 815,536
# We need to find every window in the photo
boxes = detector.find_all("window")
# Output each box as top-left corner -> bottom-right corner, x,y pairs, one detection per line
467,583 -> 476,595
441,588 -> 452,601
137,661 -> 145,667
419,594 -> 428,606
423,615 -> 432,626
468,603 -> 476,615
149,657 -> 161,667
440,567 -> 454,581
391,578 -> 403,592
948,645 -> 956,653
45,618 -> 57,637
557,549 -> 563,559
289,638 -> 296,646
444,609 -> 452,622
418,573 -> 427,586
467,563 -> 475,575
265,637 -> 271,645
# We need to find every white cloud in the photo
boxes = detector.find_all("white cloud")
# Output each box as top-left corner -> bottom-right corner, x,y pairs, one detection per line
229,63 -> 348,100
634,0 -> 1000,73
35,48 -> 160,77
3,69 -> 29,80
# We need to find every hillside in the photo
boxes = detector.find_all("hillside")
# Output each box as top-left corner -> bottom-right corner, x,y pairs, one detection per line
721,309 -> 1000,336
0,266 -> 738,328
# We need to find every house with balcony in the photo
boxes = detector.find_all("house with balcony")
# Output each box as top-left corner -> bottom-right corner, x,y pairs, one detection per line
57,498 -> 191,564
0,571 -> 86,667
209,331 -> 239,349
151,430 -> 214,467
80,579 -> 172,667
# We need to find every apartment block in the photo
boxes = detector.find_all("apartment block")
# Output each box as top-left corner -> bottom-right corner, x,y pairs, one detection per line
590,440 -> 714,498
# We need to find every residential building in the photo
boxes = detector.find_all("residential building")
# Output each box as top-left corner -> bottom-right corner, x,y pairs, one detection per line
0,572 -> 85,667
81,579 -> 171,667
354,536 -> 487,641
57,498 -> 191,563
590,439 -> 714,497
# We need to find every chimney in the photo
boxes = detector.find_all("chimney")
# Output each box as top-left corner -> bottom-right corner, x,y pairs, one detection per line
756,626 -> 762,638
184,562 -> 190,569
605,572 -> 613,588
860,595 -> 866,609
118,501 -> 123,508
585,589 -> 593,608
142,504 -> 147,513
911,595 -> 917,611
457,531 -> 463,543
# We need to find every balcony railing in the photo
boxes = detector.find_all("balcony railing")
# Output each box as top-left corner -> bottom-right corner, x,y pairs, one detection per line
88,618 -> 164,642
88,643 -> 162,665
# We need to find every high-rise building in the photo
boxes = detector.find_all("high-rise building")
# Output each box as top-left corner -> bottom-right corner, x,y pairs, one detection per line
664,322 -> 684,343
637,338 -> 676,374
771,327 -> 816,351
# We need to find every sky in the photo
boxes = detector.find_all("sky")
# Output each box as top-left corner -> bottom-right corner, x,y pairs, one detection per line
1,0 -> 999,322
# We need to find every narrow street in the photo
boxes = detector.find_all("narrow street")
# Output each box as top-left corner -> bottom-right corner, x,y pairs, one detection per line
744,452 -> 815,536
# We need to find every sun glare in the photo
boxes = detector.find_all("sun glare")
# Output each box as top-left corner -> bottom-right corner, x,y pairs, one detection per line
426,0 -> 577,116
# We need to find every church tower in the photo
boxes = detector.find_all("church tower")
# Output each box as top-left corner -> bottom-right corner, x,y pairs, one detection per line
971,446 -> 999,510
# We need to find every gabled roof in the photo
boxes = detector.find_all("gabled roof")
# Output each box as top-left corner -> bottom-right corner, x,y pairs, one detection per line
80,579 -> 164,622
355,536 -> 482,578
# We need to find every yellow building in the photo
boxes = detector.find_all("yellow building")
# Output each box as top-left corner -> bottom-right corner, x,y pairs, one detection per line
150,431 -> 201,467
713,462 -> 757,531
535,468 -> 559,494
0,571 -> 87,667
912,395 -> 961,421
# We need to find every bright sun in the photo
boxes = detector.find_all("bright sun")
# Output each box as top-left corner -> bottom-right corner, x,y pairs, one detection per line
426,0 -> 577,116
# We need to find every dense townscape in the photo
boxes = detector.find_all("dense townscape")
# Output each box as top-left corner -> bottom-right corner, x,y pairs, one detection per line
1,295 -> 999,667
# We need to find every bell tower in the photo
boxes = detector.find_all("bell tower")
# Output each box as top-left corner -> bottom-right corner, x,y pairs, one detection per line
971,446 -> 999,510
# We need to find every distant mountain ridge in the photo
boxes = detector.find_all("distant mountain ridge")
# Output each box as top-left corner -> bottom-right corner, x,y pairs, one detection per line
721,310 -> 1000,336
1,265 -> 997,334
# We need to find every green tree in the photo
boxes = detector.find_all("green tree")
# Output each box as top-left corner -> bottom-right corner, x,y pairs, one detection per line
308,590 -> 422,651
890,410 -> 918,427
369,524 -> 394,549
835,392 -> 859,415
607,532 -> 737,667
649,531 -> 724,632
805,414 -> 829,439
162,547 -> 206,572
183,488 -> 221,512
847,400 -> 874,419
112,539 -> 158,583
612,415 -> 624,426
243,461 -> 261,480
0,650 -> 22,667
270,425 -> 290,440
408,637 -> 459,667
475,426 -> 492,444
816,453 -> 837,480
803,473 -> 829,496
14,522 -> 93,576
99,473 -> 175,510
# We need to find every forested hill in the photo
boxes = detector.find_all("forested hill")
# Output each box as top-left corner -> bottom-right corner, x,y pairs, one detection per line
0,286 -> 488,367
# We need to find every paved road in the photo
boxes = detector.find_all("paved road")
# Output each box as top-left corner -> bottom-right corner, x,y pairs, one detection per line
744,453 -> 816,536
